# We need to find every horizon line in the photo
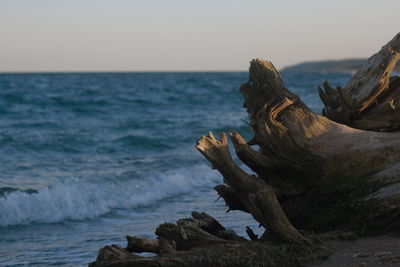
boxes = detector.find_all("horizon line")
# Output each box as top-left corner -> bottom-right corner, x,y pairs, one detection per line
0,57 -> 370,74
0,70 -> 250,74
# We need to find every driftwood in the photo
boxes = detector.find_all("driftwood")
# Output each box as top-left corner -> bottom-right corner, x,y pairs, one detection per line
90,212 -> 318,267
90,33 -> 400,267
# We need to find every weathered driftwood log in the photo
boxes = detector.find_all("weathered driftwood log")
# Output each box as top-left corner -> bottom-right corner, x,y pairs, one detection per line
90,33 -> 400,267
214,57 -> 400,234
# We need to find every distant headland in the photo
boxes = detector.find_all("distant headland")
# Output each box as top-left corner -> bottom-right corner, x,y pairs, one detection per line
281,58 -> 400,74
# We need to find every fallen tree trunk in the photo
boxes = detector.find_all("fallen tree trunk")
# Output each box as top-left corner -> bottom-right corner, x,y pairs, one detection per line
90,33 -> 400,267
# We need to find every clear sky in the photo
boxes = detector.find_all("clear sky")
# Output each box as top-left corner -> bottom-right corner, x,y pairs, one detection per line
0,0 -> 399,72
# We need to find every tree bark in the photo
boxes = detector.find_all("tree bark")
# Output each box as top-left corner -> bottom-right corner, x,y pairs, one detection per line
90,33 -> 400,267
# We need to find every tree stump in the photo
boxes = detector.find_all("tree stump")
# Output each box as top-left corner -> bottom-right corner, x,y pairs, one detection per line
90,32 -> 400,267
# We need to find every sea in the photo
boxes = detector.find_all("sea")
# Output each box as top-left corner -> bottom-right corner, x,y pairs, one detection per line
0,71 -> 350,266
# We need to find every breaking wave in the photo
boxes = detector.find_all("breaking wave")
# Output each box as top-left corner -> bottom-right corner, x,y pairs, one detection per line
0,164 -> 219,227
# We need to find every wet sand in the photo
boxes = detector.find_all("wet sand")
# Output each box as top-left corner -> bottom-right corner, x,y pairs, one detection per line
310,235 -> 400,267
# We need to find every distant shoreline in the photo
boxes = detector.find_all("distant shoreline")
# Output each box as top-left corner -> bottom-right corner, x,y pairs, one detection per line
281,58 -> 400,74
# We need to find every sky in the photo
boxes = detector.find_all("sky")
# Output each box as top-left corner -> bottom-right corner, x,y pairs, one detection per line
0,0 -> 399,72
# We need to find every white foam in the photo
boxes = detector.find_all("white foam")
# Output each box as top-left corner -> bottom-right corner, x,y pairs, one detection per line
0,164 -> 220,227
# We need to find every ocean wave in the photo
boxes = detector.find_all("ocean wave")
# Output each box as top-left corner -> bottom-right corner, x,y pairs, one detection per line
0,164 -> 220,227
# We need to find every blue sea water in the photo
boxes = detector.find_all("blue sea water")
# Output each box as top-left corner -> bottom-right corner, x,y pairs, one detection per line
0,71 -> 350,266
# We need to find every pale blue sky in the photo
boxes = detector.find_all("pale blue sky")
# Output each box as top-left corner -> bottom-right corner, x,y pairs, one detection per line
0,0 -> 399,72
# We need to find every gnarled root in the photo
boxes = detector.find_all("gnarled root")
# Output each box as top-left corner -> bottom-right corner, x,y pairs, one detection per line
90,212 -> 319,267
320,32 -> 400,131
196,131 -> 311,245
